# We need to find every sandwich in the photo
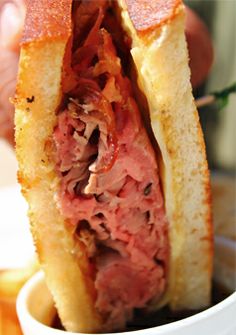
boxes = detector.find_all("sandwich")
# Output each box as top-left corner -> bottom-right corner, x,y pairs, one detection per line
15,0 -> 213,332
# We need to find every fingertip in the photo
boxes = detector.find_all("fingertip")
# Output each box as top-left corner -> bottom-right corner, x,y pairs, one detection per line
0,1 -> 26,51
185,6 -> 214,88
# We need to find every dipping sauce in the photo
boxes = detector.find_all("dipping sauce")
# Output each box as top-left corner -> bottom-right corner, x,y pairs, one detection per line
51,281 -> 231,332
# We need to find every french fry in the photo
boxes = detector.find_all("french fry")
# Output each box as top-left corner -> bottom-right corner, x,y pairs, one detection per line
0,258 -> 39,335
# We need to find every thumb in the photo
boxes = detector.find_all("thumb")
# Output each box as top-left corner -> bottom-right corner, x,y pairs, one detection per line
0,0 -> 26,52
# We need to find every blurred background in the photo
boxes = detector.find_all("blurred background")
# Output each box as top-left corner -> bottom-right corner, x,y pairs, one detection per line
186,0 -> 236,172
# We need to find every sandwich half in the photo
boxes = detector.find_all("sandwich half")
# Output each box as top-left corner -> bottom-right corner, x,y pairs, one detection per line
15,0 -> 213,332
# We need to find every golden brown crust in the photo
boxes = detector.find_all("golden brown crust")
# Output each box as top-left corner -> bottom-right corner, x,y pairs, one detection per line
125,0 -> 181,34
22,0 -> 72,44
204,165 -> 214,265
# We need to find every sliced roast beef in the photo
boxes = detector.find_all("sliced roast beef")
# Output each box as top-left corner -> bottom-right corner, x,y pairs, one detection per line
53,1 -> 169,329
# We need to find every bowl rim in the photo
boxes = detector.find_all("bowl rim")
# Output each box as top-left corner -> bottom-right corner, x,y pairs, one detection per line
17,271 -> 236,335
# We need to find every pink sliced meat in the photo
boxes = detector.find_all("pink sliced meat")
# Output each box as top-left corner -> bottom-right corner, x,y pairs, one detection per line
53,2 -> 169,330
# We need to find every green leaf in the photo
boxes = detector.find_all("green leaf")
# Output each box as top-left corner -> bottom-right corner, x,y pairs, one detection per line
212,82 -> 236,110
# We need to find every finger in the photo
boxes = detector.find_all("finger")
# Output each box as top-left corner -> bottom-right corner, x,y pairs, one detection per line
0,0 -> 26,52
185,7 -> 214,88
0,48 -> 19,145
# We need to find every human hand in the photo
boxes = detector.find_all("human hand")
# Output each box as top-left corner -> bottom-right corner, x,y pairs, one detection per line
0,0 -> 25,145
185,6 -> 214,89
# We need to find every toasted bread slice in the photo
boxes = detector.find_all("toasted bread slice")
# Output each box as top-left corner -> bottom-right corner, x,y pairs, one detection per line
117,0 -> 212,310
15,1 -> 102,332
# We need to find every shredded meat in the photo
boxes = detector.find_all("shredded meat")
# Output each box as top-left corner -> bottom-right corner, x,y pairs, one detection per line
52,1 -> 169,330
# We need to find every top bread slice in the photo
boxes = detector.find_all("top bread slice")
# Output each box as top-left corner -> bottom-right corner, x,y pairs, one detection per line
15,0 -> 212,332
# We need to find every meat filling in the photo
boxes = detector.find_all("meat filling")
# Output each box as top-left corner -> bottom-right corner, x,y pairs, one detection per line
52,1 -> 168,329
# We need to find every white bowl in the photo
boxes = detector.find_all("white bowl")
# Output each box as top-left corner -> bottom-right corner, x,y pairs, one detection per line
17,270 -> 236,335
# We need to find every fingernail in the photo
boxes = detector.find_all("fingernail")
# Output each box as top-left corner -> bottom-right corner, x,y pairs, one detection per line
0,2 -> 22,49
